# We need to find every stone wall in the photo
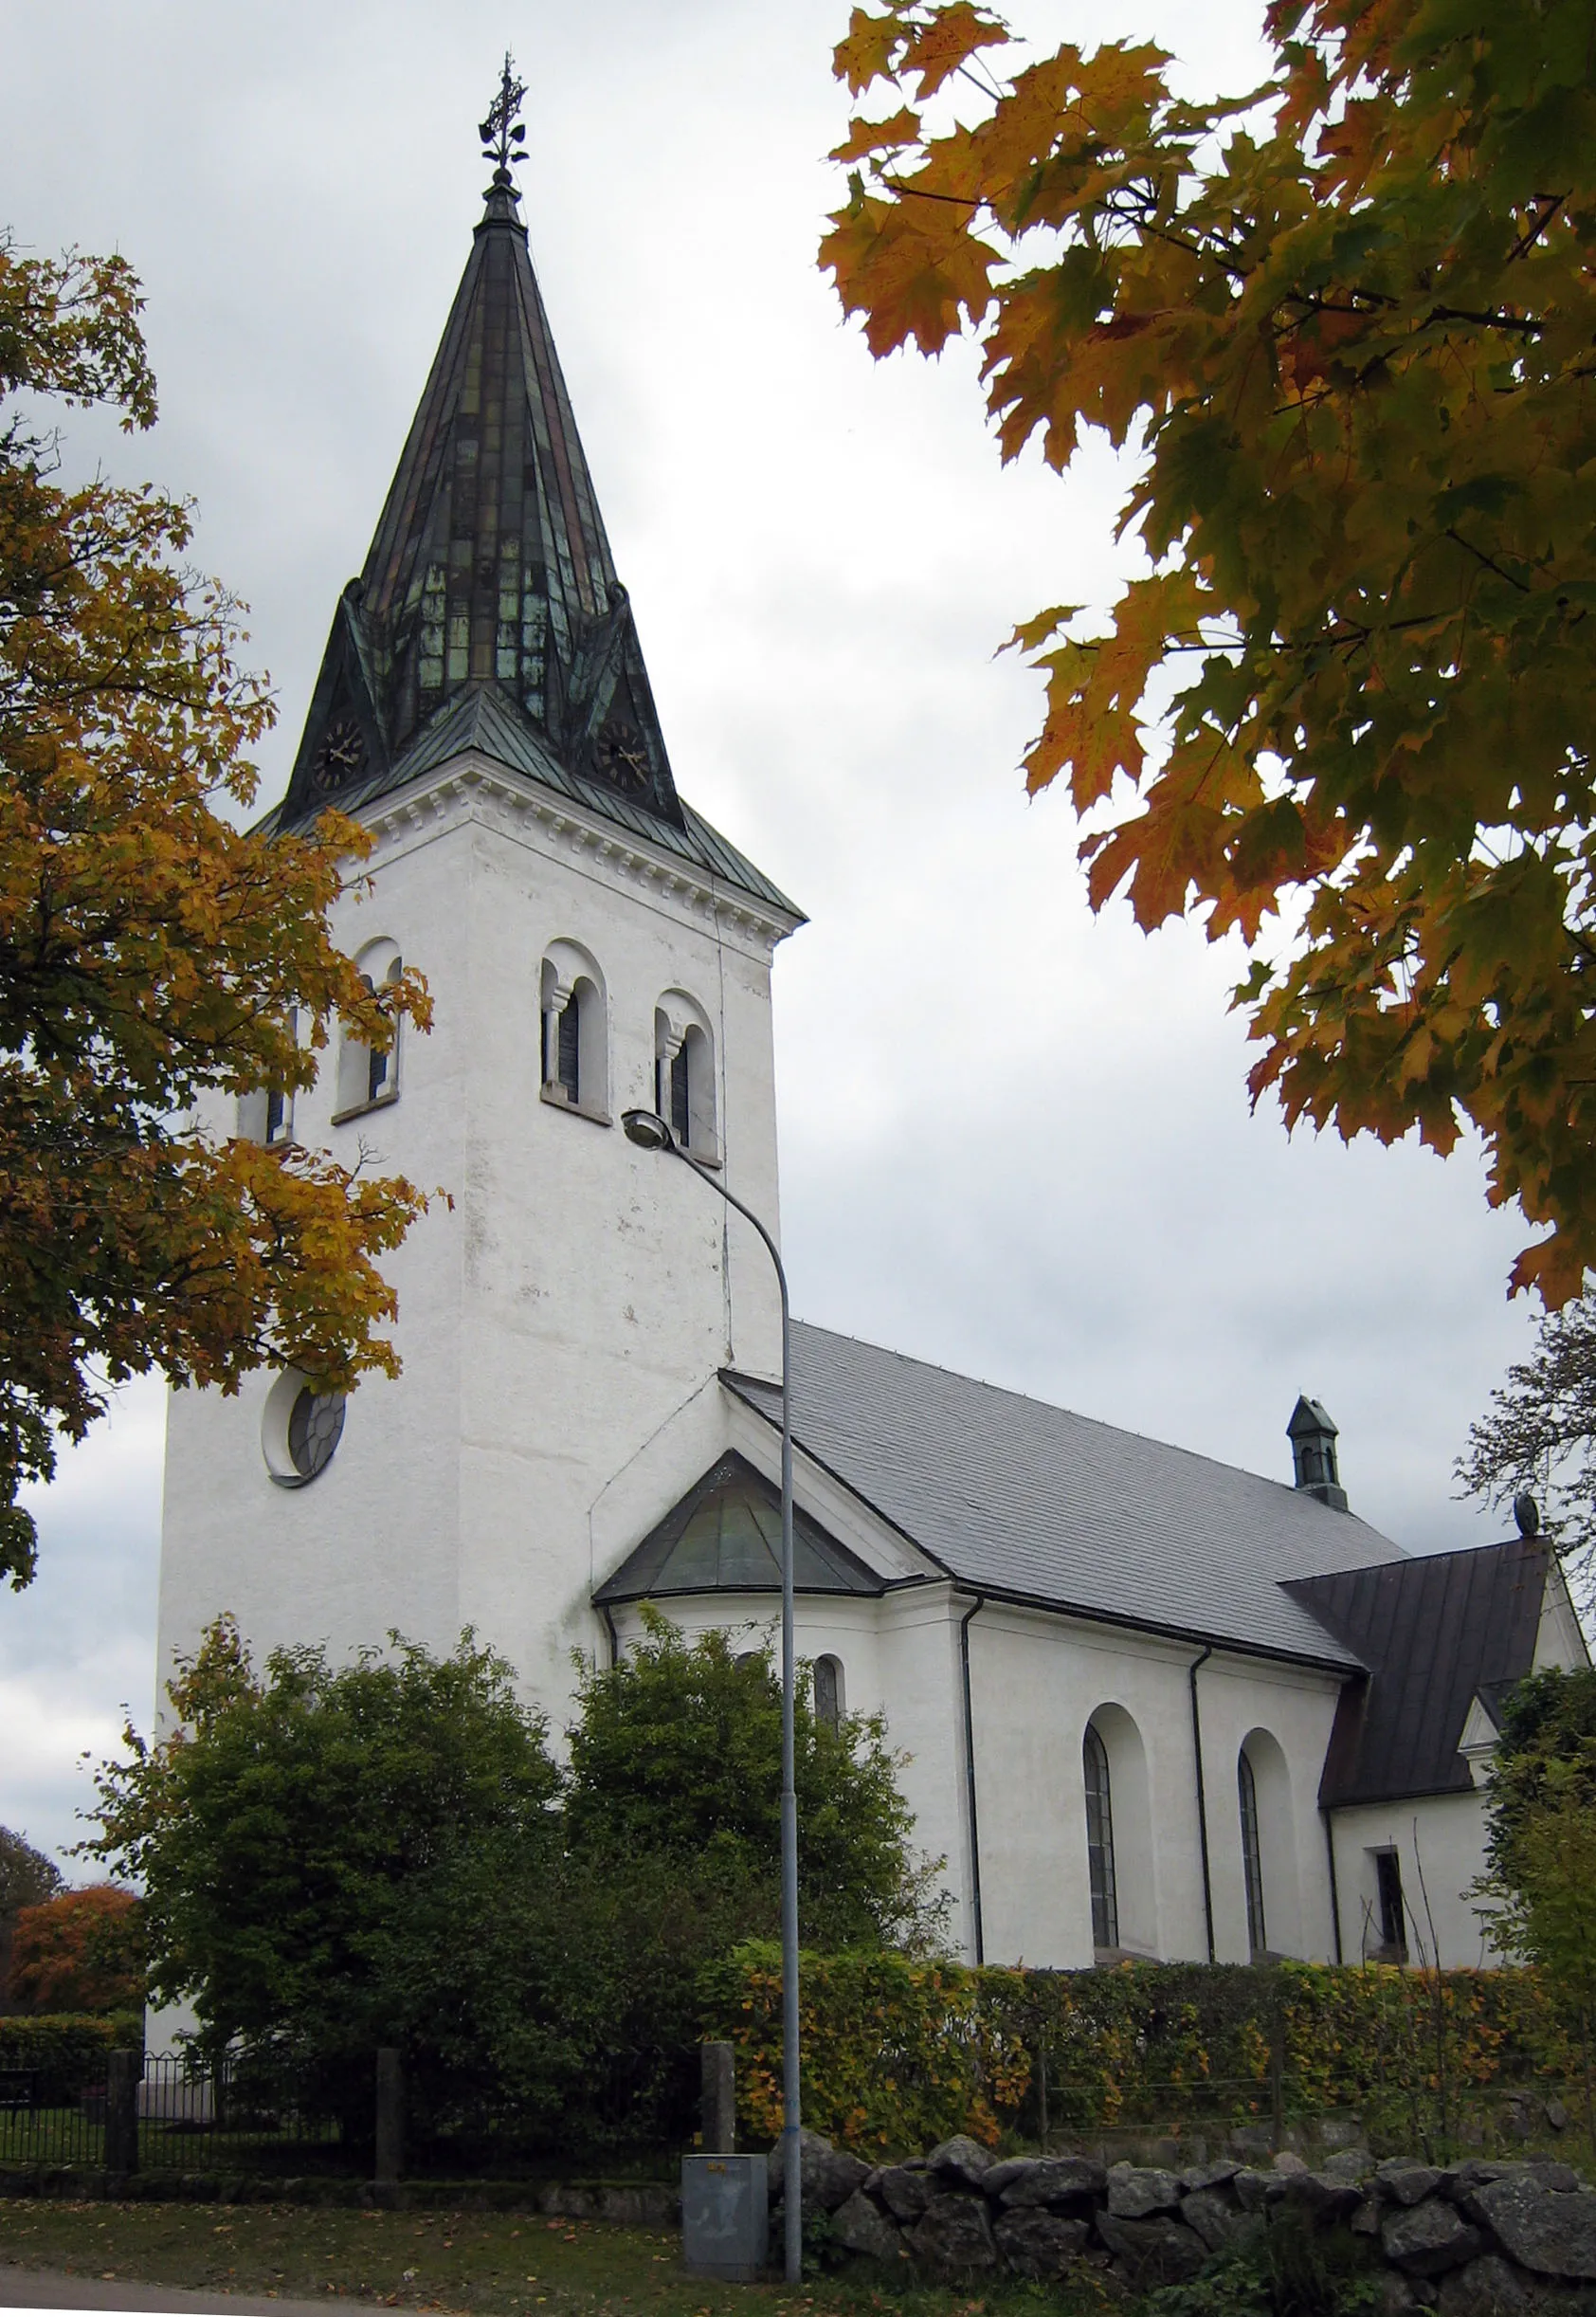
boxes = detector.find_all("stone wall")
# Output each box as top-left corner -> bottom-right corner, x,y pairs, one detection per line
786,2129 -> 1596,2310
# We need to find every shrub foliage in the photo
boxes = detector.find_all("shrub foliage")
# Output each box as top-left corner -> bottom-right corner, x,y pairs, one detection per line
83,1615 -> 940,2157
703,1948 -> 1587,2156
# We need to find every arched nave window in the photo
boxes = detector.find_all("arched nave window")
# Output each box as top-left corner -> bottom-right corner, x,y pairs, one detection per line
540,940 -> 608,1122
654,993 -> 716,1159
1239,1728 -> 1302,1958
813,1655 -> 843,1737
335,941 -> 404,1120
1239,1749 -> 1267,1958
1083,1723 -> 1118,1951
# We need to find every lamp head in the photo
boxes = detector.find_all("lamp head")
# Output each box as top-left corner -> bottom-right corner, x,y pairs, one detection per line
622,1107 -> 675,1153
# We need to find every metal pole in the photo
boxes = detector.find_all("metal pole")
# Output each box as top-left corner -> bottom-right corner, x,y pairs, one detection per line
667,1142 -> 802,2282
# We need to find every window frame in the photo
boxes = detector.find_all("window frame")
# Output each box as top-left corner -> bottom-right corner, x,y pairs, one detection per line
1239,1749 -> 1268,1958
333,945 -> 405,1124
540,942 -> 610,1126
653,994 -> 718,1163
1083,1722 -> 1119,1952
1373,1848 -> 1407,1960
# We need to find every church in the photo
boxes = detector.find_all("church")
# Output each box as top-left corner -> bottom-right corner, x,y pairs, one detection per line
156,82 -> 1587,1994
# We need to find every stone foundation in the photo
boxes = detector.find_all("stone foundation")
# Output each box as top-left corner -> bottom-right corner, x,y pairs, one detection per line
782,2130 -> 1596,2308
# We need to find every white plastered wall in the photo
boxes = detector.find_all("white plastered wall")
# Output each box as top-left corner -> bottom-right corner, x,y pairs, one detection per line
1329,1792 -> 1495,1968
966,1611 -> 1345,1969
155,752 -> 797,1739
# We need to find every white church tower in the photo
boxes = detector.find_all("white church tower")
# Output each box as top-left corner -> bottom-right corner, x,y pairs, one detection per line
155,78 -> 804,1721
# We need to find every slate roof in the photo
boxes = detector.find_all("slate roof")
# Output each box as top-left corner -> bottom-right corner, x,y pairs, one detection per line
1284,1540 -> 1551,1805
594,1452 -> 882,1605
722,1324 -> 1405,1667
259,684 -> 801,921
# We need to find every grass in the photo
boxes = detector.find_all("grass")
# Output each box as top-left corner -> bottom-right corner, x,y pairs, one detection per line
0,2199 -> 1123,2317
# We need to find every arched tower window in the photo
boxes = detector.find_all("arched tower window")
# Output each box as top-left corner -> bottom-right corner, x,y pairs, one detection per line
239,1009 -> 299,1146
555,990 -> 581,1103
1239,1749 -> 1267,1957
813,1655 -> 843,1737
1083,1723 -> 1118,1951
540,940 -> 609,1123
654,994 -> 716,1160
335,941 -> 404,1121
668,1040 -> 690,1142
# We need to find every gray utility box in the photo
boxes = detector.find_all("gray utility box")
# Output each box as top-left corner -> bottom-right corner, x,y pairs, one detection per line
681,2153 -> 769,2280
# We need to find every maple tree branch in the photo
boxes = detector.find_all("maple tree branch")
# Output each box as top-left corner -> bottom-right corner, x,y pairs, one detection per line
1508,194 -> 1567,264
1426,303 -> 1543,338
878,174 -> 984,210
1445,527 -> 1533,596
956,56 -> 1008,106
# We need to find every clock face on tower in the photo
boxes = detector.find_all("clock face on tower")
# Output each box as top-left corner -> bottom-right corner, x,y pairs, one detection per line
312,716 -> 367,792
592,721 -> 648,794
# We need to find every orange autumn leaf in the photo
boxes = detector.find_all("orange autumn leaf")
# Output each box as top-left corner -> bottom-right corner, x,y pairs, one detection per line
819,0 -> 1596,1303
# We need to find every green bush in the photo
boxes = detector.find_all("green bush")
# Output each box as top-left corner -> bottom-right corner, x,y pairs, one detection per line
81,1616 -> 945,2160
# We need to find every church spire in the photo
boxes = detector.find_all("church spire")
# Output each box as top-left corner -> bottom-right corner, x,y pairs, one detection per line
279,59 -> 682,832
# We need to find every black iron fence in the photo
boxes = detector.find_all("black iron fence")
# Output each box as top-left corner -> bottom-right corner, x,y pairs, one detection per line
0,2042 -> 355,2177
0,2032 -> 693,2182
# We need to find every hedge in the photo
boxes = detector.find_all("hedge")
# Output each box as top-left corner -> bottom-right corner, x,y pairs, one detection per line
0,2014 -> 143,2106
699,1944 -> 1583,2156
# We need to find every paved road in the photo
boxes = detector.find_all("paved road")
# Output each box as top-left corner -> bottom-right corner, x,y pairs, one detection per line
0,2268 -> 383,2316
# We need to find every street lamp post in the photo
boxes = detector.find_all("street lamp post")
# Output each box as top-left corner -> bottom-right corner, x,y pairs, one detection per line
621,1108 -> 802,2284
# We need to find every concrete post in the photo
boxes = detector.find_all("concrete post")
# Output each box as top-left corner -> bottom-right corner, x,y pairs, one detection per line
701,2041 -> 735,2154
374,2047 -> 404,2185
103,2049 -> 139,2178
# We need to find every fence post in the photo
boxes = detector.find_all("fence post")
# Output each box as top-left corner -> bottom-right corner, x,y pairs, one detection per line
701,2040 -> 735,2154
104,2049 -> 139,2179
1269,1976 -> 1287,2149
374,2048 -> 404,2186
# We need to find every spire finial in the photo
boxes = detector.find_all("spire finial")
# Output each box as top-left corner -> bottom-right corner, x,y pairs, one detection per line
479,52 -> 527,186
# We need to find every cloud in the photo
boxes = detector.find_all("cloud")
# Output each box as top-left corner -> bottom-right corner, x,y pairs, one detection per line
2,1380 -> 164,1867
0,0 -> 1551,1838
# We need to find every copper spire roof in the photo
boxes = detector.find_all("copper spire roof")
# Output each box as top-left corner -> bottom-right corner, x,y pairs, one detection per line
275,61 -> 686,840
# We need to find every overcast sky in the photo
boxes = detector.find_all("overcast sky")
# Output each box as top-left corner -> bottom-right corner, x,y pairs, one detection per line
1,0 -> 1554,1872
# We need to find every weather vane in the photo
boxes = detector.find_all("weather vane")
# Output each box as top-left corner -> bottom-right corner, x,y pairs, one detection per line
480,53 -> 528,180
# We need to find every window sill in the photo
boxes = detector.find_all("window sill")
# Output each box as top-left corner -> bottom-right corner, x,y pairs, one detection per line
540,1083 -> 611,1127
331,1087 -> 400,1126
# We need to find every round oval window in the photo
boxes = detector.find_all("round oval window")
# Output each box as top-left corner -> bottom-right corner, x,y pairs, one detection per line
287,1386 -> 345,1480
262,1368 -> 347,1488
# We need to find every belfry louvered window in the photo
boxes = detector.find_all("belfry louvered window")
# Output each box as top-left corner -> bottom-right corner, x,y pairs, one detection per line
1239,1751 -> 1267,1957
364,976 -> 388,1104
1083,1724 -> 1118,1950
336,943 -> 404,1120
557,998 -> 581,1104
